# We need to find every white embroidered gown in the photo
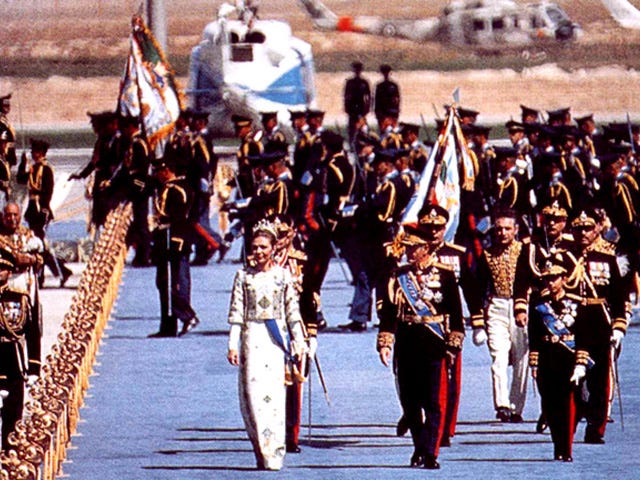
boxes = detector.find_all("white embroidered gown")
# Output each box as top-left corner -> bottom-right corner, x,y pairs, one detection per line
227,265 -> 304,470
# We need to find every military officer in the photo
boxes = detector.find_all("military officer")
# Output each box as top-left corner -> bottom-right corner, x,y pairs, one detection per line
520,105 -> 541,124
566,208 -> 628,444
343,60 -> 371,143
0,93 -> 17,167
149,157 -> 199,338
69,111 -> 122,230
260,111 -> 287,146
528,261 -> 591,462
373,64 -> 400,130
0,247 -> 40,450
17,138 -> 73,286
400,122 -> 429,177
0,131 -> 12,204
233,114 -> 264,199
377,205 -> 464,470
289,109 -> 312,184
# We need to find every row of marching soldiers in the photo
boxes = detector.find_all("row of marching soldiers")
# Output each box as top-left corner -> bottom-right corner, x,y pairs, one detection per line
223,105 -> 635,468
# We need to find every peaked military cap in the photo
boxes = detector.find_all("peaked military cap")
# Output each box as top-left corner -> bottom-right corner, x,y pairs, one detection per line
575,113 -> 594,126
231,114 -> 252,127
306,109 -> 325,120
260,111 -> 278,122
352,60 -> 364,71
505,120 -> 525,132
250,140 -> 288,166
547,107 -> 571,123
493,146 -> 518,159
418,204 -> 449,226
571,209 -> 597,228
540,259 -> 569,277
87,110 -> 117,126
399,122 -> 420,135
458,107 -> 480,120
320,130 -> 344,153
379,64 -> 392,74
30,138 -> 50,153
520,104 -> 540,120
288,109 -> 306,120
0,247 -> 16,271
540,200 -> 568,218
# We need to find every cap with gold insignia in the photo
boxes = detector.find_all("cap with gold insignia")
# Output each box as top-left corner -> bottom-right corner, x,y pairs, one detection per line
540,260 -> 567,277
540,200 -> 568,218
288,109 -> 306,121
505,120 -> 525,133
418,204 -> 449,226
571,209 -> 597,228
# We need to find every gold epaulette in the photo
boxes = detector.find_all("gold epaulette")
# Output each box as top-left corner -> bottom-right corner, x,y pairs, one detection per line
447,331 -> 465,350
529,351 -> 539,368
565,292 -> 583,302
560,232 -> 574,242
444,242 -> 465,253
288,249 -> 307,262
377,331 -> 395,351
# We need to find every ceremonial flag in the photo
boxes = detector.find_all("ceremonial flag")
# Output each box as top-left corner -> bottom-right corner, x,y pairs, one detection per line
117,14 -> 182,153
401,105 -> 475,242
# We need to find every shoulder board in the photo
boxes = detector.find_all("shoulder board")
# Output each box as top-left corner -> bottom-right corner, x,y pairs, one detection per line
565,293 -> 583,302
288,249 -> 307,261
560,233 -> 574,242
443,242 -> 465,253
434,261 -> 454,272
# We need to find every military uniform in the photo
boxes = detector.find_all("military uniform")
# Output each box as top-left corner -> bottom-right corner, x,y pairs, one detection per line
233,115 -> 264,198
343,61 -> 371,142
0,249 -> 40,449
17,140 -> 73,285
528,263 -> 592,462
377,219 -> 464,469
0,94 -> 17,167
71,111 -> 123,228
150,161 -> 198,337
374,64 -> 400,129
565,210 -> 628,443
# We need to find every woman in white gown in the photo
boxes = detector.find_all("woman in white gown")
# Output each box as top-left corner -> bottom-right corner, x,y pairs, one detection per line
227,221 -> 306,470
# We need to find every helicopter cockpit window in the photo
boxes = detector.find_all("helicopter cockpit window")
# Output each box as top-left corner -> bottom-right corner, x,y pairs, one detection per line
492,18 -> 505,30
472,19 -> 486,31
545,6 -> 567,25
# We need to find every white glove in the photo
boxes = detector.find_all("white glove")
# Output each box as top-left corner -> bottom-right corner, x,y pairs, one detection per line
27,375 -> 39,387
472,328 -> 487,346
570,365 -> 586,385
611,329 -> 624,350
307,336 -> 318,360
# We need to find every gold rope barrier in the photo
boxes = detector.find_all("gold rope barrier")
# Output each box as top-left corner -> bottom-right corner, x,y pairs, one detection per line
0,202 -> 133,480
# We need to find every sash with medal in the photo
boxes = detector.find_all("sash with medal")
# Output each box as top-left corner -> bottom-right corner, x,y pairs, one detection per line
535,302 -> 594,369
397,271 -> 445,340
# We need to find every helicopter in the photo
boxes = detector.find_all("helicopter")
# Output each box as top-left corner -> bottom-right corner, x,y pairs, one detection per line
296,0 -> 581,47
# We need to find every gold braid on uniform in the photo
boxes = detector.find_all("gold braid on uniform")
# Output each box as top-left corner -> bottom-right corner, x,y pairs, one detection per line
529,351 -> 539,368
576,349 -> 593,367
384,232 -> 407,259
377,331 -> 395,351
446,331 -> 464,351
484,241 -> 522,298
0,288 -> 28,340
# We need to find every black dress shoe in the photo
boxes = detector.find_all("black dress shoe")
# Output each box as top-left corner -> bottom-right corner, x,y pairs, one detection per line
410,452 -> 424,467
423,455 -> 440,470
440,435 -> 451,447
148,331 -> 177,338
60,269 -> 72,288
178,317 -> 200,337
536,414 -> 548,433
510,413 -> 523,423
338,321 -> 366,332
496,407 -> 512,422
563,456 -> 573,462
286,443 -> 301,453
584,427 -> 605,444
396,415 -> 409,437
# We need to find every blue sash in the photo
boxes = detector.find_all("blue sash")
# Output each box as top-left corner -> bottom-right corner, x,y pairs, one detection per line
397,272 -> 445,340
264,319 -> 295,362
535,303 -> 594,368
